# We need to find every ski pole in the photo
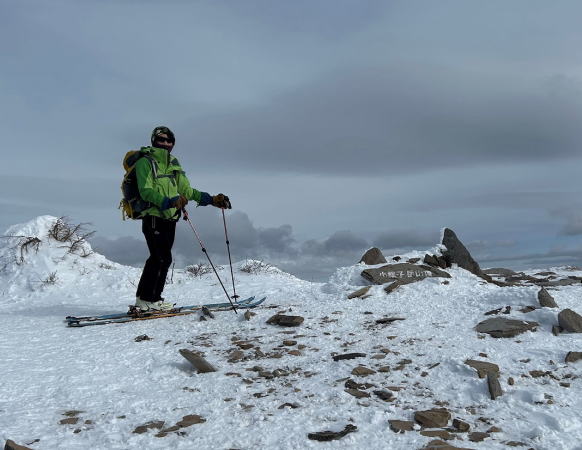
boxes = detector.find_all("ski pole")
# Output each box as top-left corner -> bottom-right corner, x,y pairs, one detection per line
182,208 -> 237,314
221,208 -> 239,301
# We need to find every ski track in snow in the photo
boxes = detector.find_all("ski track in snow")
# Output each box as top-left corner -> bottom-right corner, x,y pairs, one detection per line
1,216 -> 582,449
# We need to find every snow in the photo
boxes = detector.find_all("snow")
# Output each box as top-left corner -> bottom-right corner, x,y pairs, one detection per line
1,216 -> 582,449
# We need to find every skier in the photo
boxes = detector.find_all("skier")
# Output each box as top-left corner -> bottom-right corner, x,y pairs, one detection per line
134,126 -> 231,311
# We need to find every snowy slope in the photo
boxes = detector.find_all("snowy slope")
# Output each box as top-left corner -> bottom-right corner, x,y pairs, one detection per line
1,216 -> 581,449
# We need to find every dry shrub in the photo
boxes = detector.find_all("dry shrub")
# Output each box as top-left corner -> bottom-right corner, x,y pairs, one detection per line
185,263 -> 213,277
239,259 -> 272,274
48,217 -> 95,257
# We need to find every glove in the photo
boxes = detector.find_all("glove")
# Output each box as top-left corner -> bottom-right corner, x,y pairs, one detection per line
170,195 -> 188,210
212,193 -> 232,209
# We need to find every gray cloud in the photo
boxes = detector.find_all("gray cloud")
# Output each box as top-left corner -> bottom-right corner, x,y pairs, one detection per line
373,230 -> 438,249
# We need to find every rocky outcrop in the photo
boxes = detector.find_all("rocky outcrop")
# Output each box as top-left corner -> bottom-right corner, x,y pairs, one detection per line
441,228 -> 484,278
538,288 -> 558,308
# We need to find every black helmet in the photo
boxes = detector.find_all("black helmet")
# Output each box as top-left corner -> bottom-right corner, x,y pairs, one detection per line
151,126 -> 175,145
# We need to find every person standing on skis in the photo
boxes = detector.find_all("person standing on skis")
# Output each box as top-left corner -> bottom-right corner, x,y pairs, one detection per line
134,126 -> 231,311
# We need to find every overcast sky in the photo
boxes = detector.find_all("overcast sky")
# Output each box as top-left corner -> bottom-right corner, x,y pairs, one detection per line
3,0 -> 582,281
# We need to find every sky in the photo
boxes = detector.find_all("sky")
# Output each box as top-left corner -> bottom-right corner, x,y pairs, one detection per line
3,0 -> 582,281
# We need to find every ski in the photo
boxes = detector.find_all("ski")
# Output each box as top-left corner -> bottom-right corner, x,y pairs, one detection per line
66,296 -> 256,323
65,296 -> 265,327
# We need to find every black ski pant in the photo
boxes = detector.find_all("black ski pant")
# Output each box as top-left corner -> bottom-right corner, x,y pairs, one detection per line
136,216 -> 176,302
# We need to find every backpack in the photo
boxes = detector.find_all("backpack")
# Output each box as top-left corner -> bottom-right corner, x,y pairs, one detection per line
119,149 -> 157,220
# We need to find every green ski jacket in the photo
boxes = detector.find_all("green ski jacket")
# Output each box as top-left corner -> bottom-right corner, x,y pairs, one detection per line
135,146 -> 211,219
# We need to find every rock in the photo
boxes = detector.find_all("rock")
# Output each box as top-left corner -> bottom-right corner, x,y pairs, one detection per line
373,390 -> 394,401
347,286 -> 372,299
375,317 -> 405,324
408,257 -> 421,264
282,340 -> 297,346
227,350 -> 244,362
384,278 -> 417,294
351,366 -> 376,376
484,306 -> 511,316
558,309 -> 582,333
414,408 -> 451,428
344,379 -> 375,390
565,352 -> 582,363
134,334 -> 152,342
266,314 -> 305,327
176,415 -> 206,427
474,317 -> 539,338
423,254 -> 440,267
388,420 -> 415,433
133,421 -> 165,434
538,288 -> 558,308
420,430 -> 455,440
359,247 -> 387,265
464,360 -> 500,378
278,402 -> 300,409
4,441 -> 33,450
362,263 -> 450,285
452,418 -> 470,432
179,349 -> 217,373
441,228 -> 484,278
345,388 -> 370,398
508,377 -> 515,386
469,431 -> 490,442
552,326 -> 562,336
423,440 -> 473,450
243,310 -> 252,321
483,268 -> 518,277
307,424 -> 357,441
333,352 -> 367,361
487,373 -> 503,400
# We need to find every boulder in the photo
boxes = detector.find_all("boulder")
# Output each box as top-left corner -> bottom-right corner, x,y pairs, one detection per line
558,309 -> 582,333
565,352 -> 582,363
441,228 -> 484,277
347,286 -> 371,299
538,288 -> 558,308
362,263 -> 450,285
414,408 -> 451,428
475,317 -> 539,338
388,420 -> 415,433
307,424 -> 357,442
266,314 -> 305,327
359,247 -> 387,265
487,373 -> 503,400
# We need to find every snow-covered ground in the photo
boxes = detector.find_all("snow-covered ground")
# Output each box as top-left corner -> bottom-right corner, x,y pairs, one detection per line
1,216 -> 581,449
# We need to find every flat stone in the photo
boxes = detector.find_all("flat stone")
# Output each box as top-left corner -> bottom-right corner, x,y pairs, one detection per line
384,278 -> 418,294
347,286 -> 372,299
4,441 -> 33,450
414,408 -> 451,428
351,366 -> 376,376
464,359 -> 500,378
422,439 -> 473,450
282,340 -> 297,346
538,288 -> 558,308
388,420 -> 415,433
179,349 -> 217,373
475,317 -> 539,338
176,415 -> 206,427
59,417 -> 79,425
558,309 -> 582,333
469,431 -> 490,442
307,424 -> 357,441
333,352 -> 367,361
420,430 -> 455,440
345,388 -> 370,398
565,352 -> 582,363
362,263 -> 451,285
344,379 -> 375,390
375,317 -> 406,324
266,314 -> 305,327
